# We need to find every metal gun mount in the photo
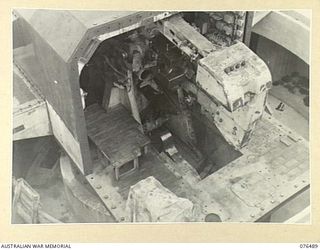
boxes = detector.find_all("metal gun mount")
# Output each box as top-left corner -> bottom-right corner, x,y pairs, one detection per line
158,15 -> 272,149
12,10 -> 309,223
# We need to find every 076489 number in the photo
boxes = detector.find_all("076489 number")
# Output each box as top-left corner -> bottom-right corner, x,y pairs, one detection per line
300,244 -> 319,248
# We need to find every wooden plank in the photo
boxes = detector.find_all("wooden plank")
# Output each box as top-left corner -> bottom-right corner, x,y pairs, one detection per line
12,178 -> 40,224
85,104 -> 149,167
12,178 -> 62,224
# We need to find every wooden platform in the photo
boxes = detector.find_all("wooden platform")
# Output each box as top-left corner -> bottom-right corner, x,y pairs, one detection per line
85,104 -> 150,168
